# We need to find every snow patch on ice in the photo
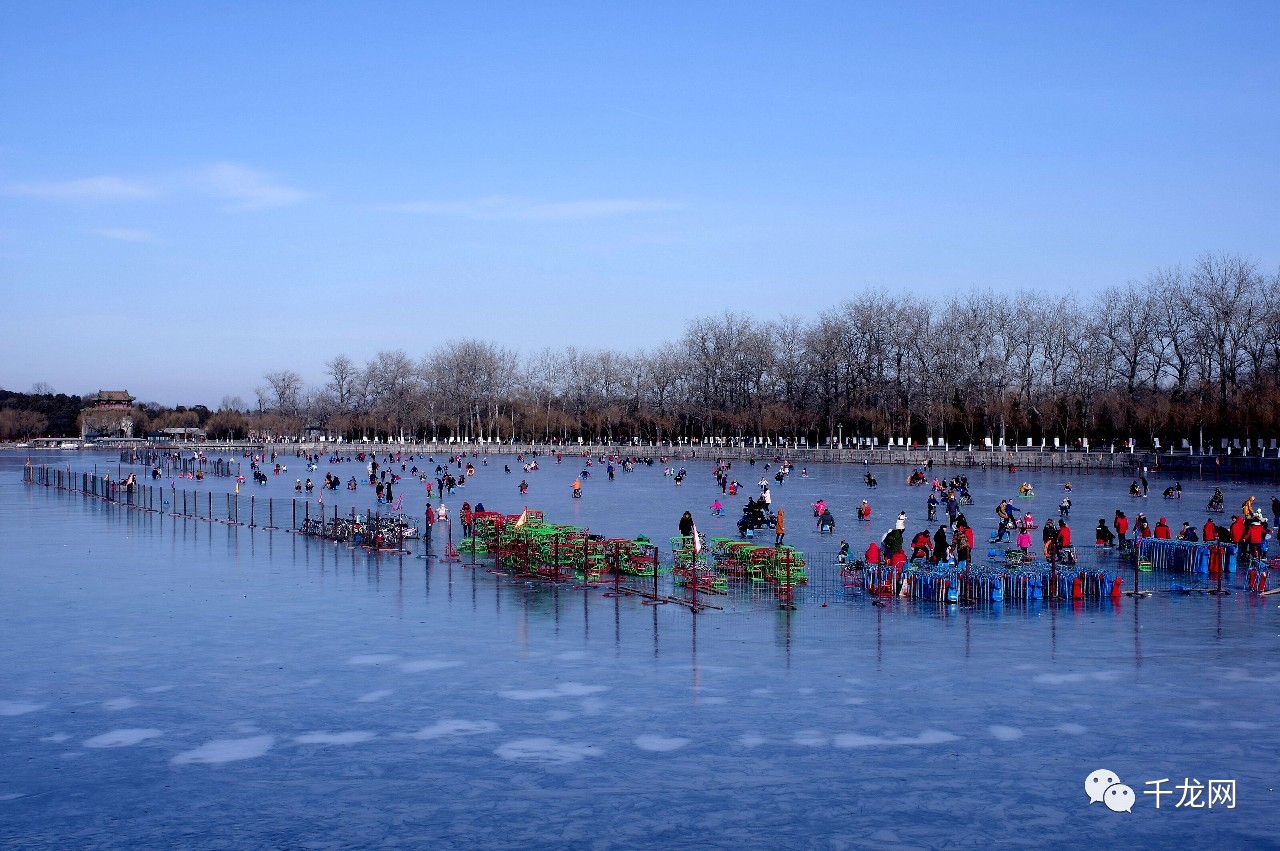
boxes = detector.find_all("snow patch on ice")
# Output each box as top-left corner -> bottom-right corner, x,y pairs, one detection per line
40,733 -> 71,743
500,682 -> 609,701
407,720 -> 499,740
1033,671 -> 1120,685
635,735 -> 690,752
294,731 -> 377,745
398,659 -> 463,673
989,725 -> 1024,741
832,730 -> 959,748
347,654 -> 400,665
84,729 -> 163,748
103,698 -> 138,711
494,737 -> 601,764
0,701 -> 45,716
356,689 -> 394,703
171,735 -> 275,765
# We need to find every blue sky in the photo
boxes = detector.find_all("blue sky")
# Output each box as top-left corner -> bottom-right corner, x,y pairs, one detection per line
2,1 -> 1277,406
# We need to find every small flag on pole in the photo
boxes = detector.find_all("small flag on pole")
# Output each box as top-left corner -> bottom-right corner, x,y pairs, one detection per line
392,494 -> 403,512
691,523 -> 702,555
514,507 -> 528,529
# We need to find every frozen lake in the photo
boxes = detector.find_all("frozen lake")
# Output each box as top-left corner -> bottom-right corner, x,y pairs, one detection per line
2,448 -> 1277,849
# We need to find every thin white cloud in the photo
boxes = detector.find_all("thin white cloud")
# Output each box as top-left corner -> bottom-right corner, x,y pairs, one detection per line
7,162 -> 311,211
7,175 -> 156,202
386,195 -> 677,221
194,162 -> 312,210
91,227 -> 157,242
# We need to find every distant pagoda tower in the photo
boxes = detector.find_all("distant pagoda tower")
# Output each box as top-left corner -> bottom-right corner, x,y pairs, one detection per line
81,390 -> 136,439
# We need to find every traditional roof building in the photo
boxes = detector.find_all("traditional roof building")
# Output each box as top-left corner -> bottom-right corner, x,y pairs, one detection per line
81,390 -> 136,439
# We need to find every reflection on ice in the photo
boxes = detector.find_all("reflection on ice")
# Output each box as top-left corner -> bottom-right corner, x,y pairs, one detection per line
0,701 -> 45,716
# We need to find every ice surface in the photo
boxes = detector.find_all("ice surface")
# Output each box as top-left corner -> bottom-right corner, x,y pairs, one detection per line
102,697 -> 139,711
405,720 -> 499,740
354,689 -> 393,703
292,731 -> 377,745
3,449 -> 1278,848
988,725 -> 1025,741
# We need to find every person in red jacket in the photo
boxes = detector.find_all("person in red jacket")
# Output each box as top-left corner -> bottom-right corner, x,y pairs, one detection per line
1230,515 -> 1245,545
1153,517 -> 1171,539
910,530 -> 932,561
1247,518 -> 1265,559
1115,510 -> 1129,543
1058,521 -> 1073,548
864,541 -> 881,565
1203,518 -> 1217,543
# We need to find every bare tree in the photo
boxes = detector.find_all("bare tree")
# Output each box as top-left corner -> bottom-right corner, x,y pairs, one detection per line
263,370 -> 304,416
324,354 -> 359,411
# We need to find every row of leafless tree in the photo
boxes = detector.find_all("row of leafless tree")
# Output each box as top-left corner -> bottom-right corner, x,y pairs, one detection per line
200,253 -> 1278,446
0,409 -> 49,440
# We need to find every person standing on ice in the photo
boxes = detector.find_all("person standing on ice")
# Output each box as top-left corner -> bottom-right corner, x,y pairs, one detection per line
678,511 -> 694,538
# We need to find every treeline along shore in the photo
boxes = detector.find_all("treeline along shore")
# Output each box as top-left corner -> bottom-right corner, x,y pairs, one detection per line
5,253 -> 1280,454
